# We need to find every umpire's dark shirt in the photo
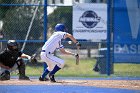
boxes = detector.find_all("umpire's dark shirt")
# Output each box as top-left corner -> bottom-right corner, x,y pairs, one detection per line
0,49 -> 22,68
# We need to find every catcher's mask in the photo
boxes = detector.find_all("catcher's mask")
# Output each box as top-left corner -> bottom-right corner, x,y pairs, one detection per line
7,40 -> 18,51
55,23 -> 67,32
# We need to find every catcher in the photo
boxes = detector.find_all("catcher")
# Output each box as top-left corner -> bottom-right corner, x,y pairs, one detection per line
39,23 -> 81,82
0,40 -> 30,80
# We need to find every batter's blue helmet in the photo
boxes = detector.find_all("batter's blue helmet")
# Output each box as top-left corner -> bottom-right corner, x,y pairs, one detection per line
55,23 -> 66,32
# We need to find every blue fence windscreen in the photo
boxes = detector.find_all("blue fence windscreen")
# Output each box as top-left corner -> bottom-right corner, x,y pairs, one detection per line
113,0 -> 140,63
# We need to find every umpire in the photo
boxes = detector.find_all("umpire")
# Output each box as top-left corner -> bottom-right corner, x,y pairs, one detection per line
0,40 -> 30,80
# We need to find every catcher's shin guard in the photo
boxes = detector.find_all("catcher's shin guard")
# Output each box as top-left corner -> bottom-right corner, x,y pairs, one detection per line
0,70 -> 10,81
17,60 -> 30,80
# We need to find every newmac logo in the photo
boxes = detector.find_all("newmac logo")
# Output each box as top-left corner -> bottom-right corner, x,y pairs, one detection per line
126,0 -> 140,39
79,10 -> 100,28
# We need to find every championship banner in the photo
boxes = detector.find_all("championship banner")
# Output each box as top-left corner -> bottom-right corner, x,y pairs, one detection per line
73,3 -> 107,40
113,0 -> 140,63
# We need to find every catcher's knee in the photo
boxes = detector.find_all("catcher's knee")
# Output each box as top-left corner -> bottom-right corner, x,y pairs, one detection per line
0,70 -> 10,80
17,59 -> 26,67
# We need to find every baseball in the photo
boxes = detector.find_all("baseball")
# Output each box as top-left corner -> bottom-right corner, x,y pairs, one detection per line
68,41 -> 72,44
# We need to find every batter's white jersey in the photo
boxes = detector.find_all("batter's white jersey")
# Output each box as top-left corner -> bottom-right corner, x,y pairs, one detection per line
42,32 -> 66,53
40,31 -> 67,71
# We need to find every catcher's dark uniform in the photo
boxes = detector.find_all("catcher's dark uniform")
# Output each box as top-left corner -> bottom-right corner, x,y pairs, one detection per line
0,49 -> 22,68
0,40 -> 30,80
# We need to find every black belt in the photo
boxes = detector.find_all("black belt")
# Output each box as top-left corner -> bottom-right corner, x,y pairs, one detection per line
41,50 -> 51,54
41,50 -> 45,52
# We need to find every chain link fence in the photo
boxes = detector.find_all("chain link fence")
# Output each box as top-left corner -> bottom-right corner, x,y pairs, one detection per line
0,1 -> 44,55
0,0 -> 139,78
0,0 -> 47,77
0,1 -> 101,77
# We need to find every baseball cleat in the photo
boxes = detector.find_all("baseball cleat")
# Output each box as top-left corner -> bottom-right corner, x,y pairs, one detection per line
39,76 -> 49,81
49,74 -> 56,82
19,75 -> 30,80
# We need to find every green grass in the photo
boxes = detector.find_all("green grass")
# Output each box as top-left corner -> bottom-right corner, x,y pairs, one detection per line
19,57 -> 140,78
56,58 -> 99,77
114,63 -> 140,77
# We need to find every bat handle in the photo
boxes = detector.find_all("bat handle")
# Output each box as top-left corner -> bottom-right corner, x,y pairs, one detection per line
76,46 -> 80,65
77,46 -> 80,54
77,46 -> 80,50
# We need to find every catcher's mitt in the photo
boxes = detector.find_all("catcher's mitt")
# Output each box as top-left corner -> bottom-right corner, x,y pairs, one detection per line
75,54 -> 79,65
30,56 -> 37,64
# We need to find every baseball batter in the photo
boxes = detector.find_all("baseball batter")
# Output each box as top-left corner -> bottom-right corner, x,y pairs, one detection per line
39,23 -> 81,82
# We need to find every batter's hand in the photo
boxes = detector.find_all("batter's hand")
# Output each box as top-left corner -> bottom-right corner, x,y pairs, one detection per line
76,42 -> 81,47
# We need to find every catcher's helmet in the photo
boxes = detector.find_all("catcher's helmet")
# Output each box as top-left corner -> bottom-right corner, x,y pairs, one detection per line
55,23 -> 66,32
7,40 -> 18,51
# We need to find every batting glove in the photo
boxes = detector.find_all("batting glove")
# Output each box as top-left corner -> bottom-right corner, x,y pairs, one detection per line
76,42 -> 81,47
75,53 -> 79,57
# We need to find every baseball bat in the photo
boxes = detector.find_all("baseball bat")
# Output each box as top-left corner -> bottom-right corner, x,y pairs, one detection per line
76,46 -> 80,65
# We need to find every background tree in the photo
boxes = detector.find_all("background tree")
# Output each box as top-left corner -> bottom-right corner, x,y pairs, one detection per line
0,0 -> 17,19
48,6 -> 72,36
0,0 -> 44,54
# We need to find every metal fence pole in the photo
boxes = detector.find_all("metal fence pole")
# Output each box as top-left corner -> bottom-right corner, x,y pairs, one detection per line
44,0 -> 47,42
43,0 -> 48,71
107,0 -> 111,76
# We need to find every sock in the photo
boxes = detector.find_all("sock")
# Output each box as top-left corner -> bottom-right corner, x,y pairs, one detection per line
43,62 -> 48,72
49,65 -> 61,76
41,68 -> 49,79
